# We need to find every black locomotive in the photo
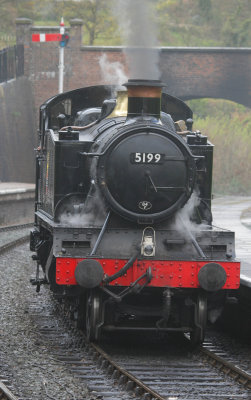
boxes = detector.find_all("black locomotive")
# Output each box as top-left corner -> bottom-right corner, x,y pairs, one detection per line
30,79 -> 240,344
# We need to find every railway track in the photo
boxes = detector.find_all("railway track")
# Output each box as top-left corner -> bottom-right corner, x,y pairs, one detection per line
0,381 -> 19,400
34,297 -> 251,400
1,224 -> 251,400
0,223 -> 33,232
200,346 -> 251,389
94,341 -> 251,397
0,223 -> 31,253
90,337 -> 251,399
0,235 -> 30,253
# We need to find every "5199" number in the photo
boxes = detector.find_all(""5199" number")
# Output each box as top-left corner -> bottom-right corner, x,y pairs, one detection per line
131,152 -> 164,164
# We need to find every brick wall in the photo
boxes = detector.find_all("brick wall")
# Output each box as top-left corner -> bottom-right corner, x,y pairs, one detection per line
160,48 -> 251,107
16,19 -> 251,117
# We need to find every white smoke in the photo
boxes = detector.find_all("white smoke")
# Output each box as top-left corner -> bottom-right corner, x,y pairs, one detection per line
99,53 -> 128,86
114,0 -> 160,80
59,184 -> 107,227
168,192 -> 209,258
172,192 -> 209,240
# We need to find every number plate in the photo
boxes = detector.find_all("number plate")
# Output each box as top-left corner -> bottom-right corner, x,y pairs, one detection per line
131,152 -> 164,164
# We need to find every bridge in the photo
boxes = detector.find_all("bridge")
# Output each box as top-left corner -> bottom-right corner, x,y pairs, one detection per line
15,18 -> 251,110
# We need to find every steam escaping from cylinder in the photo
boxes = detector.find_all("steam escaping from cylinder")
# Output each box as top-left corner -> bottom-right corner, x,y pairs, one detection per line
173,192 -> 208,236
114,0 -> 160,80
59,184 -> 107,228
169,192 -> 210,258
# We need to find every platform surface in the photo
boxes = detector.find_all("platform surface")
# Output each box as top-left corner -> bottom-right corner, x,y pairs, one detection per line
0,182 -> 35,195
212,196 -> 251,287
0,182 -> 35,226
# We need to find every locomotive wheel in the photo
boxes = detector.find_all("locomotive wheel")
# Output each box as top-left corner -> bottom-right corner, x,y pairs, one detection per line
190,293 -> 207,346
86,290 -> 102,342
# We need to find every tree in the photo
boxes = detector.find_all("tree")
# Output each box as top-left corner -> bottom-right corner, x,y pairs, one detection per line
16,0 -> 58,21
0,0 -> 17,34
155,0 -> 251,47
52,0 -> 118,45
0,0 -> 251,48
198,0 -> 212,20
222,17 -> 251,47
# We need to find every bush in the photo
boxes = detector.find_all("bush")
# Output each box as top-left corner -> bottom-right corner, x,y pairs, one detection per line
187,99 -> 251,195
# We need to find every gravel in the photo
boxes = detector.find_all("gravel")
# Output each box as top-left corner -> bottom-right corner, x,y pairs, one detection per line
0,244 -> 95,400
1,241 -> 251,400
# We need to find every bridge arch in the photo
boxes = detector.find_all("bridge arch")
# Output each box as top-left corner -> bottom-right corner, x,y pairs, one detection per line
160,48 -> 251,108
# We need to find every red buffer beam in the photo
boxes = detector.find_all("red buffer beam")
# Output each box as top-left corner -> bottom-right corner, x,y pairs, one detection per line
56,258 -> 241,289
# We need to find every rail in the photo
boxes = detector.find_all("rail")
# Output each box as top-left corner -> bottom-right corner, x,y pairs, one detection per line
0,380 -> 19,400
200,346 -> 251,389
92,342 -> 166,400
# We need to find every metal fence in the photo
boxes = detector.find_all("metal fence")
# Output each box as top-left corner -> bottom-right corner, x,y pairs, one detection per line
0,44 -> 24,83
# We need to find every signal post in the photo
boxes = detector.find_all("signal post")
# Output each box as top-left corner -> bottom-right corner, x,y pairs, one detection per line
31,17 -> 69,94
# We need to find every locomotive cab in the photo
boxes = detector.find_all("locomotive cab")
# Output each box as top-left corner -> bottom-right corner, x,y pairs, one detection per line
30,79 -> 240,345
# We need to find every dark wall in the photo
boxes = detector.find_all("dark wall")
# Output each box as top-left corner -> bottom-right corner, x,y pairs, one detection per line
0,76 -> 36,182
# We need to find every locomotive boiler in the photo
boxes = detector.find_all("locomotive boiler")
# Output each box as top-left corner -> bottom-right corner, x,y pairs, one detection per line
30,79 -> 240,345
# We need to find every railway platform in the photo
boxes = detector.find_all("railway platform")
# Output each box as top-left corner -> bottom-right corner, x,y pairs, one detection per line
212,196 -> 251,288
0,182 -> 35,226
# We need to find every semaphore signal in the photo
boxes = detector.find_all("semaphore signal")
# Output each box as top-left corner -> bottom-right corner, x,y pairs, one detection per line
32,33 -> 62,42
32,17 -> 69,94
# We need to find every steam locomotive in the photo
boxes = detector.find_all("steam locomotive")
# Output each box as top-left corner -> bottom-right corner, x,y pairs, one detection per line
30,79 -> 240,345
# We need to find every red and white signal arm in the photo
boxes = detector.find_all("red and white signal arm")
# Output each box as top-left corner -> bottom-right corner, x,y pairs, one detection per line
32,33 -> 62,42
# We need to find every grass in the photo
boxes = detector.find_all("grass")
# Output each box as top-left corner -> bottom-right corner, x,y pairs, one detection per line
187,98 -> 251,195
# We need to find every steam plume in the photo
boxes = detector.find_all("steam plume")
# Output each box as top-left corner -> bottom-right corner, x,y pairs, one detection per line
99,54 -> 128,86
114,0 -> 160,80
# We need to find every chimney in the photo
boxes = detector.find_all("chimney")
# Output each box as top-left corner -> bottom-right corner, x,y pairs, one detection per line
124,79 -> 162,122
